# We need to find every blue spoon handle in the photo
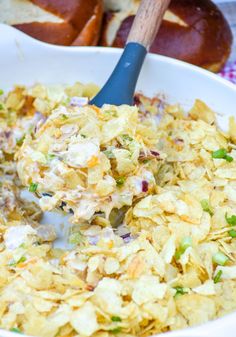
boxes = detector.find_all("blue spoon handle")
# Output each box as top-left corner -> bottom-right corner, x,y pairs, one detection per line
90,43 -> 147,107
91,0 -> 170,107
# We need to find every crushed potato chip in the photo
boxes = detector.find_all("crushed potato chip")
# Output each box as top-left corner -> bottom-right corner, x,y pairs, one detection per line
0,84 -> 235,337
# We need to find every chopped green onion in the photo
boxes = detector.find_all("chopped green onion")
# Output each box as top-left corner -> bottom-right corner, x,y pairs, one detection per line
121,134 -> 133,142
181,237 -> 192,251
46,154 -> 56,161
33,241 -> 41,247
69,231 -> 84,245
16,135 -> 25,146
213,252 -> 228,266
0,89 -> 4,95
225,155 -> 234,162
175,252 -> 182,260
109,327 -> 122,334
212,149 -> 227,159
61,114 -> 68,120
9,256 -> 27,267
27,125 -> 35,137
109,207 -> 127,228
81,134 -> 86,138
175,237 -> 192,260
116,177 -> 126,187
111,316 -> 122,322
201,199 -> 213,216
29,182 -> 38,192
0,103 -> 4,110
104,109 -> 118,117
212,149 -> 234,162
61,97 -> 71,106
10,328 -> 22,334
16,256 -> 26,265
174,286 -> 188,298
103,150 -> 115,159
213,270 -> 223,284
229,229 -> 236,238
225,213 -> 236,226
8,260 -> 15,267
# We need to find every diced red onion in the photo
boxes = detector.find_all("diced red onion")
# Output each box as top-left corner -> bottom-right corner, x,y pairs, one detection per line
88,236 -> 99,245
4,131 -> 11,139
142,180 -> 149,192
34,111 -> 47,132
120,232 -> 131,243
35,111 -> 47,123
70,96 -> 88,107
120,233 -> 131,239
123,236 -> 132,243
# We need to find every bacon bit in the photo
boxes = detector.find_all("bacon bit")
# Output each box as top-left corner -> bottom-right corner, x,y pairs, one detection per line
138,151 -> 147,161
127,255 -> 146,278
134,94 -> 141,106
173,138 -> 184,151
87,155 -> 99,168
151,96 -> 161,106
86,284 -> 95,291
150,150 -> 160,157
142,180 -> 149,192
175,138 -> 184,143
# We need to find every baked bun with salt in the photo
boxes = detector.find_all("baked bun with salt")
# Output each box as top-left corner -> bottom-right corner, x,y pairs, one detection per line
0,0 -> 103,46
101,0 -> 233,72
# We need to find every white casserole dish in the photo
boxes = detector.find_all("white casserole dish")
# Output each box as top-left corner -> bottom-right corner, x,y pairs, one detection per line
0,23 -> 236,337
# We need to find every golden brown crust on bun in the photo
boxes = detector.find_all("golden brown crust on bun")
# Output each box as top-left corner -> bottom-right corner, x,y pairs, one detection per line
13,22 -> 77,45
72,0 -> 103,46
101,0 -> 233,72
5,0 -> 103,46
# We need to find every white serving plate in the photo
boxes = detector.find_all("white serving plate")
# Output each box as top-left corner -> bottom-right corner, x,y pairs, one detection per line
0,23 -> 236,337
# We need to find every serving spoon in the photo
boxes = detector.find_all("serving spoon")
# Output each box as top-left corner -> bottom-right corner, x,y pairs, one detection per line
25,0 -> 171,222
90,0 -> 171,107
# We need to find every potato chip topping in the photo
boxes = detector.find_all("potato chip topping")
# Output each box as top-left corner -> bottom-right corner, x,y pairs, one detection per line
0,83 -> 236,337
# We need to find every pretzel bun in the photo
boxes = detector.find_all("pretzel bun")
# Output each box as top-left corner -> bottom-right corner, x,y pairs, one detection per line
101,0 -> 233,72
0,0 -> 103,46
